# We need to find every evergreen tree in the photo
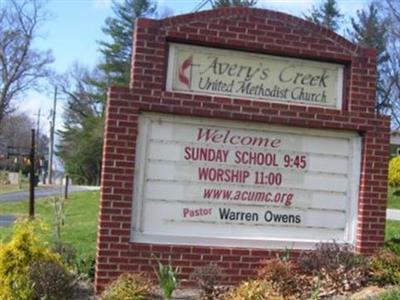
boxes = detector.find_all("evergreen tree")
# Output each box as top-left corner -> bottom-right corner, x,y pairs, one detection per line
349,3 -> 389,112
57,65 -> 105,185
305,0 -> 343,32
98,0 -> 156,87
212,0 -> 257,8
58,0 -> 156,185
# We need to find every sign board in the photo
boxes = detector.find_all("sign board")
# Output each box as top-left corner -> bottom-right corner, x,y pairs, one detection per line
132,113 -> 361,249
167,43 -> 344,109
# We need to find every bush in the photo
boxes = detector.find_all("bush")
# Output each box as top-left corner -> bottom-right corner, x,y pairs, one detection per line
191,263 -> 225,300
258,258 -> 307,298
52,242 -> 77,266
28,260 -> 76,300
0,220 -> 65,300
370,250 -> 400,286
220,280 -> 284,300
0,171 -> 10,185
100,273 -> 152,300
389,156 -> 400,187
298,242 -> 368,297
298,242 -> 365,275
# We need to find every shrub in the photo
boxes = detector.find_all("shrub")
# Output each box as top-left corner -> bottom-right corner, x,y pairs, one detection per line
52,242 -> 77,266
190,263 -> 224,300
370,250 -> 400,286
0,220 -> 63,300
389,156 -> 400,187
154,257 -> 180,300
258,258 -> 306,298
220,280 -> 284,300
298,242 -> 365,275
28,260 -> 76,300
0,171 -> 9,185
297,242 -> 368,298
100,273 -> 152,300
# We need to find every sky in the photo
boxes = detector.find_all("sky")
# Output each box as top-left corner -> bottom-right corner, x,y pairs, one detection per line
16,0 -> 370,135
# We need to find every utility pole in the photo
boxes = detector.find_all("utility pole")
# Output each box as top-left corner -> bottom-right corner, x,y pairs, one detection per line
48,87 -> 57,184
34,108 -> 43,149
34,108 -> 44,183
29,129 -> 35,218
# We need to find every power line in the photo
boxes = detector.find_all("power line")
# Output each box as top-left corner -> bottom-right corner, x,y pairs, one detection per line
192,0 -> 213,12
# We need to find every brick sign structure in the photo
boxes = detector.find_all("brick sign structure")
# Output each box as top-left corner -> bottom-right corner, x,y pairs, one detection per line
95,7 -> 390,292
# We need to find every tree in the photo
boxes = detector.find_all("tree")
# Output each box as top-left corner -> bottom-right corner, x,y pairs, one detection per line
304,0 -> 343,32
371,0 -> 400,128
98,0 -> 156,87
57,64 -> 105,185
0,112 -> 48,172
349,3 -> 389,113
0,0 -> 53,125
211,0 -> 257,8
58,0 -> 156,185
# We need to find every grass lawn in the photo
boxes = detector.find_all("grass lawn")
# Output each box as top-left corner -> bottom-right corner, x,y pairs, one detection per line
387,187 -> 400,209
0,191 -> 99,258
385,219 -> 400,254
386,220 -> 400,240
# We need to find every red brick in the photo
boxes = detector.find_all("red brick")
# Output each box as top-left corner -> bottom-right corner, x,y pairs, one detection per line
95,7 -> 390,294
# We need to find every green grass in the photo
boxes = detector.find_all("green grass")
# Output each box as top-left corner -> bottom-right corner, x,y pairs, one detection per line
0,191 -> 99,258
0,183 -> 28,194
385,220 -> 400,254
387,187 -> 400,209
378,287 -> 400,300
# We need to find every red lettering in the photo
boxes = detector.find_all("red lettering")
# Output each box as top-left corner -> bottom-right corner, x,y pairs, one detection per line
271,139 -> 281,148
195,127 -> 282,149
184,146 -> 191,160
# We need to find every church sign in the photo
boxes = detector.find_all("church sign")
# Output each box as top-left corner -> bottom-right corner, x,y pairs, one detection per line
132,113 -> 361,249
167,43 -> 344,109
96,8 -> 390,292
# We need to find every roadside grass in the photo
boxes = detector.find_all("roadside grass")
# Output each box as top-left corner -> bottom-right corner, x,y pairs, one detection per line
0,191 -> 99,258
387,187 -> 400,209
0,183 -> 28,194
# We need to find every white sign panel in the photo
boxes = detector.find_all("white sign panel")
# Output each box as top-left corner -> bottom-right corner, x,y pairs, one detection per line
166,43 -> 344,109
131,113 -> 361,249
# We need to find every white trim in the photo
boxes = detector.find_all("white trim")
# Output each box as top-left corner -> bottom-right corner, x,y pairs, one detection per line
166,43 -> 345,110
336,66 -> 344,110
131,113 -> 362,250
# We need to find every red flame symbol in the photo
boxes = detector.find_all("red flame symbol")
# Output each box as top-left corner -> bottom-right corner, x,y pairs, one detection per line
178,55 -> 193,88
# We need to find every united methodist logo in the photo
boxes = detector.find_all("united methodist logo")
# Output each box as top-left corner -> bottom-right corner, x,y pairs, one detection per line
178,55 -> 193,89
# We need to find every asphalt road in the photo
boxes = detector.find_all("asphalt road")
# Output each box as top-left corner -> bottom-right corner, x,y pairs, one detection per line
0,185 -> 99,203
387,209 -> 400,221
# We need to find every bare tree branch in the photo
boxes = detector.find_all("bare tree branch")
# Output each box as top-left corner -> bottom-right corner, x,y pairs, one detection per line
0,0 -> 53,124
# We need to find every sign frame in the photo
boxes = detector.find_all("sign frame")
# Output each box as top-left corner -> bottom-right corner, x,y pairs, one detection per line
166,43 -> 344,110
131,112 -> 361,250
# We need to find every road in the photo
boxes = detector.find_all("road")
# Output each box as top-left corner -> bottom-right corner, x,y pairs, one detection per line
0,185 -> 99,203
387,209 -> 400,221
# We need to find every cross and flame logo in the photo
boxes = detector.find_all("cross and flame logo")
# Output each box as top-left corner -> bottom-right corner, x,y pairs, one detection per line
178,55 -> 193,88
